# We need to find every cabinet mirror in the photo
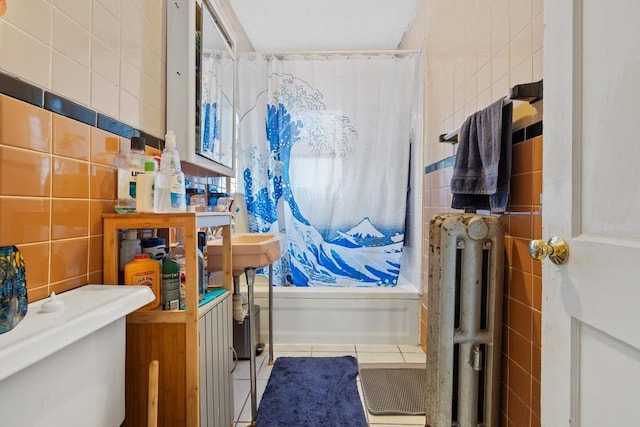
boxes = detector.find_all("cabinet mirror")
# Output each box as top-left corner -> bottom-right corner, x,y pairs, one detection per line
166,0 -> 236,176
197,1 -> 235,170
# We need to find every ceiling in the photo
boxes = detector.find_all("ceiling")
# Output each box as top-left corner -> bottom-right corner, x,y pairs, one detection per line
227,0 -> 422,52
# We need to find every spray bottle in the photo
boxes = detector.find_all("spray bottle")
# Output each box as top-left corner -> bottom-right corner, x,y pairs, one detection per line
154,130 -> 186,213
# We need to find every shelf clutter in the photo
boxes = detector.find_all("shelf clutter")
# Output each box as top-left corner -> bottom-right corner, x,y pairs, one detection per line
102,212 -> 233,427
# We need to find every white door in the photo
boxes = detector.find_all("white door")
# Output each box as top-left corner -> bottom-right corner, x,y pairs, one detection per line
543,0 -> 640,425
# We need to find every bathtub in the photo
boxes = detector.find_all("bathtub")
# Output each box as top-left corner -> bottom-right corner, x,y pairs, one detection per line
249,275 -> 421,345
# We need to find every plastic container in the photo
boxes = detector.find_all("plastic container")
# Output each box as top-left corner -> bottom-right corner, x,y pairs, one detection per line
154,130 -> 186,213
141,237 -> 166,261
119,229 -> 141,272
161,257 -> 181,310
135,161 -> 156,213
198,231 -> 208,300
115,136 -> 150,213
124,253 -> 160,311
168,244 -> 187,310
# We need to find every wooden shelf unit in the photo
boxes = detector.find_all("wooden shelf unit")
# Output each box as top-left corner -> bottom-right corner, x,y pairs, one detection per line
102,212 -> 232,427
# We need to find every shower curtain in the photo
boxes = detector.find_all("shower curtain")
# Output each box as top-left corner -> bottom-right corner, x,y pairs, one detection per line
236,53 -> 419,287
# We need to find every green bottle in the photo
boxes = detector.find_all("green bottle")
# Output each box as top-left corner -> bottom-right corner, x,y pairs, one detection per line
161,257 -> 181,310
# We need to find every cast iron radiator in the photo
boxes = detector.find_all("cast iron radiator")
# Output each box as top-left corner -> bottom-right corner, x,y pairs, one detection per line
426,213 -> 504,427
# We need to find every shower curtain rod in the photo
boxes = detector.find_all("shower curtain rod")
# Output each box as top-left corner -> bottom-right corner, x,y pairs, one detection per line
245,49 -> 419,58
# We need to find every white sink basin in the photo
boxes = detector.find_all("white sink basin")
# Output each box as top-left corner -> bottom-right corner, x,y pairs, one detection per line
208,233 -> 284,276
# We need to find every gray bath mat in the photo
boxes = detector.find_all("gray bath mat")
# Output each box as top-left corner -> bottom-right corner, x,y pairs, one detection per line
358,363 -> 427,415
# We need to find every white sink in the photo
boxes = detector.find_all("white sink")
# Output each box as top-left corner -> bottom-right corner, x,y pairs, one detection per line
208,232 -> 285,276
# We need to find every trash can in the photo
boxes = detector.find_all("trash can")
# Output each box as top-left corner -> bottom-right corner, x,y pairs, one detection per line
233,304 -> 264,359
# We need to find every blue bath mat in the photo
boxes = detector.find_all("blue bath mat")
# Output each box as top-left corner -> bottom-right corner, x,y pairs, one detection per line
256,356 -> 367,427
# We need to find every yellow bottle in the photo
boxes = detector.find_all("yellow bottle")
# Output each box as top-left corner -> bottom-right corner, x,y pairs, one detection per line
124,253 -> 160,310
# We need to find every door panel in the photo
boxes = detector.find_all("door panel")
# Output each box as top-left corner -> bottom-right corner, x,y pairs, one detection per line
577,323 -> 640,424
543,0 -> 640,425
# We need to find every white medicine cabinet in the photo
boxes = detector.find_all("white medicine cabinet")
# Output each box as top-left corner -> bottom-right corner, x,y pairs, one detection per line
167,0 -> 236,177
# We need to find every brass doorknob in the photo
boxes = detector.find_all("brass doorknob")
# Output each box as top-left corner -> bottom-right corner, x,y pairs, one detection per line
529,237 -> 570,265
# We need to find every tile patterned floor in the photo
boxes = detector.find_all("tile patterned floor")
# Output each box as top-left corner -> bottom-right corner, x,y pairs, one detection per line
232,344 -> 426,426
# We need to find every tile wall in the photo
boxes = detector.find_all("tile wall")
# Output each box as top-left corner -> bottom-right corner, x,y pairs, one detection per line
0,93 -> 121,301
0,84 -> 222,304
0,0 -> 166,139
401,0 -> 544,425
1,0 -> 165,303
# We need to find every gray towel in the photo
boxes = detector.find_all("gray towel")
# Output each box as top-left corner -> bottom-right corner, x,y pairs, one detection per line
450,98 -> 513,212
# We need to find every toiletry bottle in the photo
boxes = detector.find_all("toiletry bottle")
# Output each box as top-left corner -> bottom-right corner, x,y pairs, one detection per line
197,231 -> 207,301
119,229 -> 141,282
116,136 -> 149,213
168,243 -> 187,309
141,236 -> 166,261
135,161 -> 156,213
198,231 -> 209,298
154,130 -> 186,213
124,253 -> 160,311
161,257 -> 181,310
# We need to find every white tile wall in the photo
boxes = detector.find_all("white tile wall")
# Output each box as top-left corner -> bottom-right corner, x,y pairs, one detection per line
143,73 -> 163,112
510,0 -> 533,38
55,0 -> 91,31
97,0 -> 120,21
91,37 -> 119,84
510,23 -> 533,70
120,57 -> 140,96
53,10 -> 91,67
92,1 -> 120,51
400,0 -> 543,169
52,51 -> 89,104
492,17 -> 510,59
0,0 -> 165,138
0,20 -> 52,88
121,26 -> 143,69
91,72 -> 119,117
120,0 -> 143,41
120,89 -> 140,126
6,0 -> 52,45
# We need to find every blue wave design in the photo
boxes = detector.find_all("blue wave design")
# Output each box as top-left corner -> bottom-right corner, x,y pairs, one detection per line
243,96 -> 404,287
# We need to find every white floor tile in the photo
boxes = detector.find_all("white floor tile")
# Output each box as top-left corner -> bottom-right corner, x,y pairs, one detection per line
273,343 -> 312,352
232,361 -> 251,380
257,360 -> 275,380
367,413 -> 427,425
311,351 -> 357,358
312,344 -> 356,352
402,352 -> 427,364
356,352 -> 406,364
237,379 -> 268,423
399,344 -> 425,354
272,350 -> 312,358
356,344 -> 401,353
233,379 -> 249,419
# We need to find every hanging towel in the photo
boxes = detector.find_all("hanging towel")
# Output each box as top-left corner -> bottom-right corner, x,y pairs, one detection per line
450,98 -> 513,212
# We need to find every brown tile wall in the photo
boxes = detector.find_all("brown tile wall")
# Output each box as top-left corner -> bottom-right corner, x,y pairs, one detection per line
0,94 -> 122,302
421,108 -> 542,426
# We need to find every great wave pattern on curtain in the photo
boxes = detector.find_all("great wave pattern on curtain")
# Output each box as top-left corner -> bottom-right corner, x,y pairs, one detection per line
237,54 -> 418,287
